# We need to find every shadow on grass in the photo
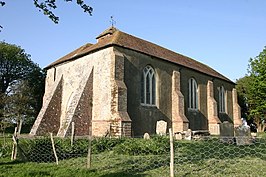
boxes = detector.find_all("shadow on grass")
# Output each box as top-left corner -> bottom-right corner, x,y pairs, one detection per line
0,159 -> 24,166
93,153 -> 169,176
100,172 -> 146,177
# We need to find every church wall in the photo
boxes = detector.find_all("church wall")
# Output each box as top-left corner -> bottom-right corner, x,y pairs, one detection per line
178,68 -> 235,130
44,48 -> 114,136
40,45 -> 236,137
119,47 -> 174,136
213,80 -> 235,123
180,68 -> 211,130
116,46 -> 236,135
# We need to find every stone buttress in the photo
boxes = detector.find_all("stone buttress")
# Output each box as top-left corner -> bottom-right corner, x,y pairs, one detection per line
57,69 -> 93,137
171,70 -> 189,133
110,49 -> 132,137
232,88 -> 242,127
207,80 -> 221,135
31,47 -> 126,137
30,75 -> 63,136
90,48 -> 132,137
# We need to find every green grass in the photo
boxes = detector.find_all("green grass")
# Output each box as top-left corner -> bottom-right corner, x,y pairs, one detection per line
0,155 -> 168,177
258,132 -> 266,138
1,136 -> 266,176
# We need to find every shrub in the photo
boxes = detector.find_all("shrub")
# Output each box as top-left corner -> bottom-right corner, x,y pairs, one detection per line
18,137 -> 126,162
0,139 -> 13,158
92,137 -> 125,153
113,136 -> 170,155
16,136 -> 171,162
19,137 -> 55,162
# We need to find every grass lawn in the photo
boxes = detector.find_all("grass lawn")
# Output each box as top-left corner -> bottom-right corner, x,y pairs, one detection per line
1,134 -> 266,176
1,153 -> 266,177
0,154 -> 169,177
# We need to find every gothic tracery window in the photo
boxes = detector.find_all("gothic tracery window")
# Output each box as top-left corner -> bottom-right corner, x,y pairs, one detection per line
218,86 -> 226,113
141,65 -> 156,105
188,78 -> 198,110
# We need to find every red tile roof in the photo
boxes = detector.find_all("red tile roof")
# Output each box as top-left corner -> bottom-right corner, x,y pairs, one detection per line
46,27 -> 233,83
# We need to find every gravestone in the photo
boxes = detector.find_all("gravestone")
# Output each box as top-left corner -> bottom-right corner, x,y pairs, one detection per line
143,132 -> 150,140
175,133 -> 183,140
235,125 -> 252,145
184,129 -> 192,140
156,120 -> 167,135
220,121 -> 234,143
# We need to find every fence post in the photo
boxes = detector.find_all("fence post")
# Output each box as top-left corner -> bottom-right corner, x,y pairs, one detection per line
50,133 -> 59,165
17,118 -> 23,135
71,122 -> 75,146
169,128 -> 174,177
86,135 -> 92,168
11,127 -> 18,160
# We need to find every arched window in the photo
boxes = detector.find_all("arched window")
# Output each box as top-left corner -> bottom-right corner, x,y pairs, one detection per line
141,65 -> 156,105
188,78 -> 198,110
218,86 -> 226,113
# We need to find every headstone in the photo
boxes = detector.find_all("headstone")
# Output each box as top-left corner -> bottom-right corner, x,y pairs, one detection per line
241,118 -> 248,126
143,132 -> 150,140
184,129 -> 192,140
220,121 -> 234,143
175,133 -> 183,140
156,120 -> 167,135
251,132 -> 257,137
235,125 -> 252,145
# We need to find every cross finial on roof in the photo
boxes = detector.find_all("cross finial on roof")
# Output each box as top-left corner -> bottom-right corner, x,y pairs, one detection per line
110,16 -> 116,28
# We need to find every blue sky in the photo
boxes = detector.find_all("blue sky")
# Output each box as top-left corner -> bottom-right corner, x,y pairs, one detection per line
1,0 -> 266,81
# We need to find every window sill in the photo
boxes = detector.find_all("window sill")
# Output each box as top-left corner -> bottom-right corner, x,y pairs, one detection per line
141,103 -> 157,107
188,108 -> 199,112
219,112 -> 227,114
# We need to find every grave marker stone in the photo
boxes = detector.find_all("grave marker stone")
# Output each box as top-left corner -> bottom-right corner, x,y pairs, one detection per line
175,133 -> 183,140
156,120 -> 167,135
220,121 -> 234,143
143,133 -> 150,140
184,129 -> 192,140
235,125 -> 252,145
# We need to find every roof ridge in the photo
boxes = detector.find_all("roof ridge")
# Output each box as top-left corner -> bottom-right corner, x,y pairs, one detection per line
111,30 -> 232,83
45,27 -> 233,83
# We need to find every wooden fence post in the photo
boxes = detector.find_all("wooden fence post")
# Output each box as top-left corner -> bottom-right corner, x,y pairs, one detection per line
169,128 -> 174,177
86,135 -> 92,169
71,122 -> 75,146
11,127 -> 18,160
50,133 -> 59,165
17,118 -> 23,135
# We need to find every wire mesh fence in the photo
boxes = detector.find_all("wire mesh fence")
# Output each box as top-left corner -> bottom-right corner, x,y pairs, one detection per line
1,133 -> 266,176
174,136 -> 266,176
16,135 -> 171,176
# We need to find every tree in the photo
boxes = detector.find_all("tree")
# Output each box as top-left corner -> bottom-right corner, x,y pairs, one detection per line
246,46 -> 266,132
4,81 -> 35,133
236,76 -> 252,120
0,41 -> 45,132
0,0 -> 93,24
0,42 -> 36,94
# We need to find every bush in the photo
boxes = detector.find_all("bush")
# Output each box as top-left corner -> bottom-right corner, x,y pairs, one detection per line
56,138 -> 88,154
18,137 -> 125,162
0,138 -> 13,158
92,137 -> 125,153
113,136 -> 170,155
19,137 -> 55,162
16,136 -> 171,162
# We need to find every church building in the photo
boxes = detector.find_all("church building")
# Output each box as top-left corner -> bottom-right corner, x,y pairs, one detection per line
30,27 -> 242,137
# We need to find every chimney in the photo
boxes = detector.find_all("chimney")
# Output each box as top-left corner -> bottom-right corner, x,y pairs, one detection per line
96,27 -> 117,42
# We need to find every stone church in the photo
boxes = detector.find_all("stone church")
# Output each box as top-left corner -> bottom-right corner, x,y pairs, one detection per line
30,27 -> 242,137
